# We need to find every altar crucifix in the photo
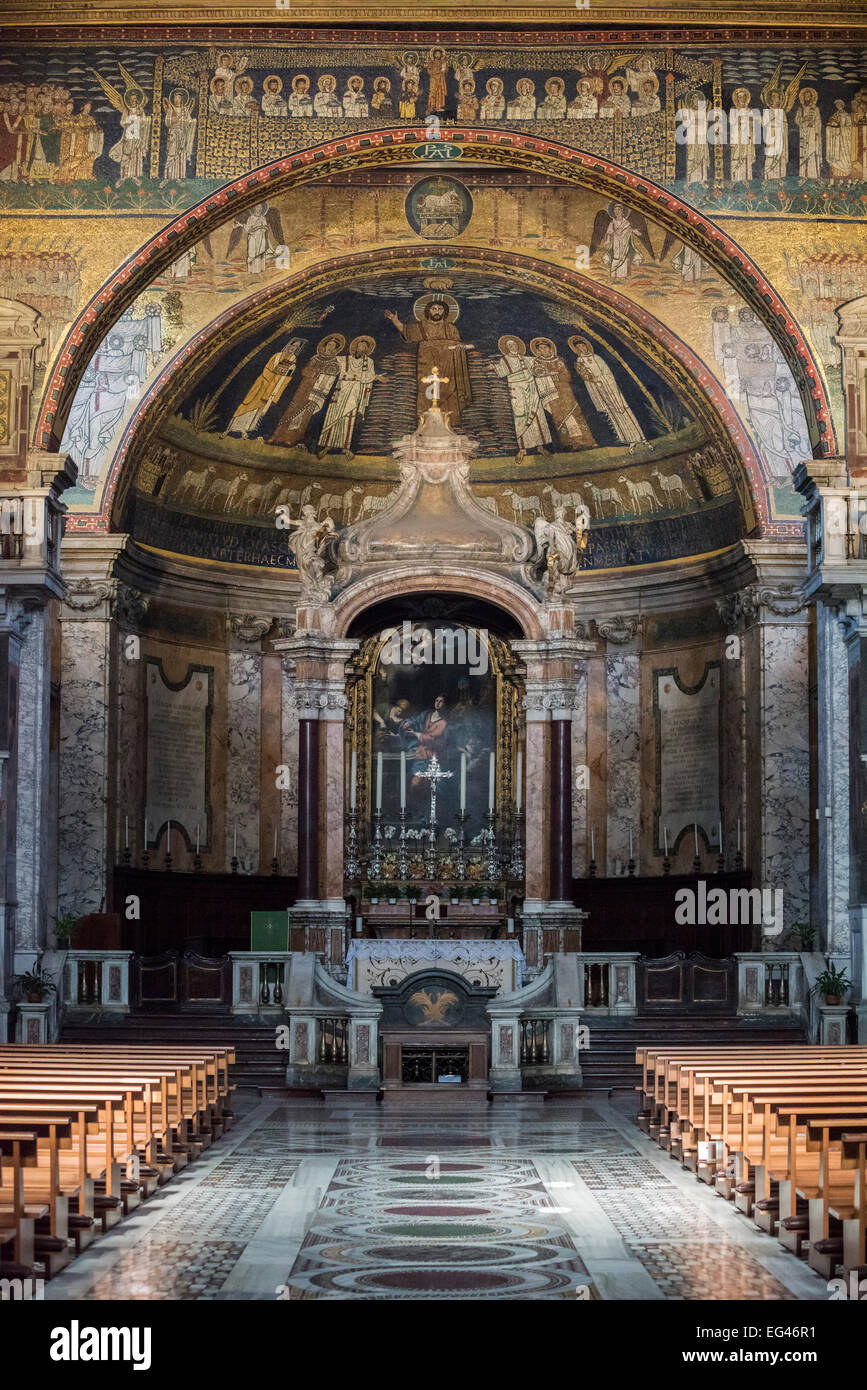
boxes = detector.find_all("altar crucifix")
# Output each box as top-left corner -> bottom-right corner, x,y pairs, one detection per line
422,366 -> 449,407
416,754 -> 453,823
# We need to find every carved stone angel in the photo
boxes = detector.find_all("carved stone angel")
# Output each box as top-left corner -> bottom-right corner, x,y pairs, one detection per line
533,504 -> 581,595
287,504 -> 337,600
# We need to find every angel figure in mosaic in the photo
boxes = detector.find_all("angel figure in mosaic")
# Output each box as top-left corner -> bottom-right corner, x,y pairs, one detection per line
452,53 -> 479,89
590,202 -> 656,280
760,61 -> 807,182
90,63 -> 151,185
162,88 -> 196,182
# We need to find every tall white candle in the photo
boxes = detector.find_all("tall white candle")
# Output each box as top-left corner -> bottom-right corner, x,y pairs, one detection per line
737,818 -> 741,852
400,751 -> 406,810
591,828 -> 595,859
376,752 -> 383,811
233,826 -> 238,857
273,825 -> 278,858
516,750 -> 523,813
143,817 -> 148,851
167,820 -> 171,853
460,752 -> 467,811
718,818 -> 723,848
694,823 -> 699,855
350,750 -> 357,811
488,752 -> 495,811
629,829 -> 633,860
196,823 -> 200,854
124,815 -> 129,849
663,825 -> 669,856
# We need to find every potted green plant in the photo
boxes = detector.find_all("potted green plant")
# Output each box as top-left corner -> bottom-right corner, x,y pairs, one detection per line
387,883 -> 398,904
53,912 -> 80,946
449,885 -> 461,904
790,921 -> 817,951
15,966 -> 58,1004
815,963 -> 850,1006
367,881 -> 383,904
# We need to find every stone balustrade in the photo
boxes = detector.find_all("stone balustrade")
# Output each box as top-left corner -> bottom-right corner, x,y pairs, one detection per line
734,952 -> 806,1016
577,952 -> 640,1015
64,950 -> 134,1014
229,951 -> 293,1013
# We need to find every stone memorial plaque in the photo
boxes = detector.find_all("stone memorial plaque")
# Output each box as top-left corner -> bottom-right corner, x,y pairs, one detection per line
655,665 -> 721,850
145,660 -> 212,846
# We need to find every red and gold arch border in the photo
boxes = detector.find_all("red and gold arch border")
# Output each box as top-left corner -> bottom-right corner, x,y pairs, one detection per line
35,128 -> 832,530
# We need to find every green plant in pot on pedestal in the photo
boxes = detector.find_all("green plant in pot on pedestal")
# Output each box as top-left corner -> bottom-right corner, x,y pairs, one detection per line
14,966 -> 58,1004
815,963 -> 850,1006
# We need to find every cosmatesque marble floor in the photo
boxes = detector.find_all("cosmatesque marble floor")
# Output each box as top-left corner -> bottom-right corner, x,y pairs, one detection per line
45,1094 -> 832,1302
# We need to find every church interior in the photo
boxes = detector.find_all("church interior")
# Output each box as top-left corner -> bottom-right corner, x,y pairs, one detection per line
2,0 -> 867,1324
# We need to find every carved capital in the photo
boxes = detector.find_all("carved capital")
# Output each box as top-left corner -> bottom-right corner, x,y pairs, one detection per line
228,612 -> 272,644
62,577 -> 114,613
112,584 -> 150,629
596,614 -> 640,645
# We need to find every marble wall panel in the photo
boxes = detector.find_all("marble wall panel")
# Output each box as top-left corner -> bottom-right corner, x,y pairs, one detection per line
58,617 -> 114,916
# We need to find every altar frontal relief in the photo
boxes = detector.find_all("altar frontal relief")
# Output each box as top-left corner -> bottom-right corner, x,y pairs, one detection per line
372,622 -> 496,840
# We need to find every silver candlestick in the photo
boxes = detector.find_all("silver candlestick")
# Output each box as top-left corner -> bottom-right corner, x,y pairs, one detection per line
484,808 -> 500,881
396,806 -> 409,881
453,810 -> 469,881
345,806 -> 361,881
369,808 -> 384,879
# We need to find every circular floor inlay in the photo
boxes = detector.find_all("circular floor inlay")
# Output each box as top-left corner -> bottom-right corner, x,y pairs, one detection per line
355,1268 -> 523,1292
383,1204 -> 490,1218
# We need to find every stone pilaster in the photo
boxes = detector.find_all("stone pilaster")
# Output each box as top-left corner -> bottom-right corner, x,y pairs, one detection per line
57,535 -> 127,916
599,617 -> 641,876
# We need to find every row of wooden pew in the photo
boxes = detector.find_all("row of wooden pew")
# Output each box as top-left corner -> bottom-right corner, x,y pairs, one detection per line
635,1045 -> 867,1282
0,1043 -> 235,1282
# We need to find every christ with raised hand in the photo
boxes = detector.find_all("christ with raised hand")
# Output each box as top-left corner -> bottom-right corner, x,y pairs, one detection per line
385,298 -> 472,426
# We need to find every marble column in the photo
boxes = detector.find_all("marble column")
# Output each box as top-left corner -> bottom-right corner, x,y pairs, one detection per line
273,631 -> 359,969
549,706 -> 572,903
513,629 -> 593,969
296,701 -> 319,902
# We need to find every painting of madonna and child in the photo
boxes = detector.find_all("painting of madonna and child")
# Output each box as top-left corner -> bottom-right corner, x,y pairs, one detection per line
370,622 -> 499,845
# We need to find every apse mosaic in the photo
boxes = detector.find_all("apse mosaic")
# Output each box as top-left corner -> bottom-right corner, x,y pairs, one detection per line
115,272 -> 761,570
0,38 -> 866,216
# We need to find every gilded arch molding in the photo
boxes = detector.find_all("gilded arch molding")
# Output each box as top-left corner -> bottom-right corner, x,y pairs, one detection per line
36,126 -> 833,463
88,244 -> 770,537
